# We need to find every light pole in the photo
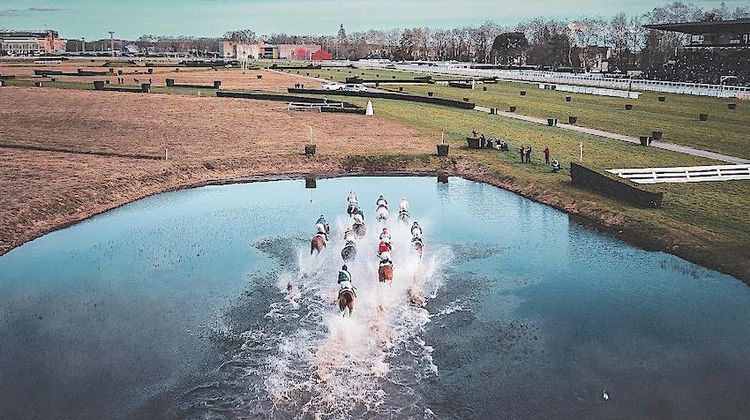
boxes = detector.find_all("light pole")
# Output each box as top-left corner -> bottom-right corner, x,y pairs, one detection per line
108,31 -> 116,58
80,37 -> 85,54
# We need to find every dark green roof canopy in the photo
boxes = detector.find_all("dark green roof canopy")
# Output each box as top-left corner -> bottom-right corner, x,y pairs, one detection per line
643,18 -> 750,34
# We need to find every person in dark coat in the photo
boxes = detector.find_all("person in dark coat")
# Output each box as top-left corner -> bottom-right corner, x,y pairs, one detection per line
519,146 -> 525,163
525,146 -> 532,163
543,147 -> 550,164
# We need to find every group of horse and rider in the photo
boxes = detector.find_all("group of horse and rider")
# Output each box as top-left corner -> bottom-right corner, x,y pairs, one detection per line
309,192 -> 425,317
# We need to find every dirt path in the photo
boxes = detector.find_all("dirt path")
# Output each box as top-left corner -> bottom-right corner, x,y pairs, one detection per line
474,106 -> 750,164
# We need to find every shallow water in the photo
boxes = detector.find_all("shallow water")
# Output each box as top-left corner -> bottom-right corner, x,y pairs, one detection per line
1,177 -> 749,419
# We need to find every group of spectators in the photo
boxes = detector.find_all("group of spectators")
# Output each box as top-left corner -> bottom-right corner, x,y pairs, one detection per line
643,49 -> 750,86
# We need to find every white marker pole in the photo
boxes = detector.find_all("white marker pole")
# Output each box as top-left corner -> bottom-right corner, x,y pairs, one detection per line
579,142 -> 583,162
165,148 -> 168,161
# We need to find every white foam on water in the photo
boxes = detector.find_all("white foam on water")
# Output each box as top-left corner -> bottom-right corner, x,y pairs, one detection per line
255,213 -> 453,418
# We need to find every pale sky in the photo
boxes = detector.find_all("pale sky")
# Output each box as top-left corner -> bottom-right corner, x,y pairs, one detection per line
0,0 -> 745,40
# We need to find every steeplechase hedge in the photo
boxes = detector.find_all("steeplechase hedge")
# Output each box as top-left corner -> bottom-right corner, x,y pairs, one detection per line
570,162 -> 663,208
286,88 -> 476,109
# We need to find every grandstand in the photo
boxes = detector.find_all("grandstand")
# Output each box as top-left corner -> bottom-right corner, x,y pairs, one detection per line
643,19 -> 750,86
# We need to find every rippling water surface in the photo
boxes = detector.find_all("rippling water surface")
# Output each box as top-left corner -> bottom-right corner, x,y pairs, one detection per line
1,177 -> 749,419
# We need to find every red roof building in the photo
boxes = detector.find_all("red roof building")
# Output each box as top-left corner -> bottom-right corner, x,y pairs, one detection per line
311,49 -> 333,61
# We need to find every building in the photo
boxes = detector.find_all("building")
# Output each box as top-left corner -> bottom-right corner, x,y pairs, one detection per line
643,18 -> 750,48
220,41 -> 322,60
311,49 -> 333,61
0,30 -> 67,55
642,18 -> 750,85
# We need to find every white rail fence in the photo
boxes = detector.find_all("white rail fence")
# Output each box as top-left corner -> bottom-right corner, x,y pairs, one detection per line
365,62 -> 750,99
539,83 -> 640,99
287,102 -> 344,112
607,164 -> 750,184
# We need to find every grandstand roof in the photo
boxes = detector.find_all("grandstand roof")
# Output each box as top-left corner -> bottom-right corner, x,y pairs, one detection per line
644,18 -> 750,34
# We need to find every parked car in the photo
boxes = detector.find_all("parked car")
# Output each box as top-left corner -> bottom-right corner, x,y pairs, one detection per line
322,82 -> 345,91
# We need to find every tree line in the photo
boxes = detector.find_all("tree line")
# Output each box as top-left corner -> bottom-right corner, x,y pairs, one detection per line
132,2 -> 748,72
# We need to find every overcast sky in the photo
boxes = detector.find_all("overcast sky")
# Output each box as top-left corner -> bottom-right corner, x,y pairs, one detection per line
0,0 -> 745,40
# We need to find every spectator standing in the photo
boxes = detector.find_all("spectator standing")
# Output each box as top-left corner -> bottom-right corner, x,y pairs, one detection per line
519,146 -> 525,163
525,146 -> 532,164
543,147 -> 550,165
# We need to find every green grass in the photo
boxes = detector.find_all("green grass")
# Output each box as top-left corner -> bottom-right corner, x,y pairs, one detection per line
391,81 -> 750,159
367,98 -> 750,277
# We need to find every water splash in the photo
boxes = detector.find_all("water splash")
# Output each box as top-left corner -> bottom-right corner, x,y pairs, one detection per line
256,215 -> 453,418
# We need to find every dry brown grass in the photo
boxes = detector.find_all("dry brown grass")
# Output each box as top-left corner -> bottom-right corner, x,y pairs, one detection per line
0,87 -> 436,254
0,61 -> 318,91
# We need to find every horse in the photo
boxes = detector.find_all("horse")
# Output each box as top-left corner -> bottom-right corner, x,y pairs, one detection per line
378,262 -> 394,283
352,221 -> 367,237
338,289 -> 356,317
376,205 -> 389,222
412,238 -> 424,258
398,209 -> 410,223
310,233 -> 326,255
341,241 -> 357,262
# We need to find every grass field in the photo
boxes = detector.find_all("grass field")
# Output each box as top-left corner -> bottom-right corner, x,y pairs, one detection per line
265,65 -> 749,159
389,80 -> 750,159
0,62 -> 748,280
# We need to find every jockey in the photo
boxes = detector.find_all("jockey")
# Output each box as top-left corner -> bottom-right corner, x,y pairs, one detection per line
379,227 -> 391,241
347,192 -> 358,205
378,240 -> 390,256
344,228 -> 356,243
338,264 -> 352,284
316,223 -> 328,241
338,265 -> 356,296
400,197 -> 409,212
411,221 -> 422,239
376,195 -> 388,208
316,215 -> 330,233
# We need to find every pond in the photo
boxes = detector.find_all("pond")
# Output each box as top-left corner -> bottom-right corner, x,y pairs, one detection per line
1,176 -> 749,419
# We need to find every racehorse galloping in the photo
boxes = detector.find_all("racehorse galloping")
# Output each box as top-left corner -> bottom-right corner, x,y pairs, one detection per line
352,212 -> 367,237
337,265 -> 356,317
376,195 -> 389,222
338,289 -> 355,316
347,192 -> 359,217
378,248 -> 394,283
412,237 -> 424,258
310,233 -> 326,254
411,221 -> 424,258
398,197 -> 410,223
341,229 -> 357,262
